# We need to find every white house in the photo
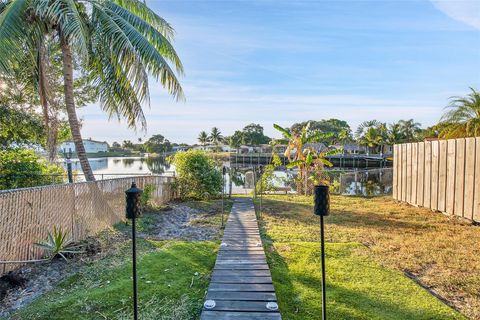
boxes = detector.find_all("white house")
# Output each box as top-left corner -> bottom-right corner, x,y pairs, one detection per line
60,139 -> 109,154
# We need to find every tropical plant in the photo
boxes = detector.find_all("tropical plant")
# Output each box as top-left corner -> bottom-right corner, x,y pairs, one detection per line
227,130 -> 243,153
355,120 -> 387,153
209,127 -> 223,146
140,183 -> 156,207
0,148 -> 65,190
168,150 -> 222,200
198,131 -> 209,147
398,119 -> 421,142
386,122 -> 404,145
274,122 -> 334,195
439,88 -> 480,138
34,226 -> 83,261
0,0 -> 184,181
291,119 -> 351,145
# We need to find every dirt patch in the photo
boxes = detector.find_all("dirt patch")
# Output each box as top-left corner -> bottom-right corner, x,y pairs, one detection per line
139,204 -> 222,241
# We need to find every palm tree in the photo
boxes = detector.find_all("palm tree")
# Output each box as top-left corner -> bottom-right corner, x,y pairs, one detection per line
398,119 -> 421,142
0,0 -> 184,180
355,120 -> 387,154
386,122 -> 404,145
209,127 -> 223,146
198,131 -> 209,147
439,88 -> 480,138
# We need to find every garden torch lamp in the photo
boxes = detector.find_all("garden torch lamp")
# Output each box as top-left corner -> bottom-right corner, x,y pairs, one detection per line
63,148 -> 73,183
222,166 -> 227,227
314,185 -> 330,320
125,182 -> 143,320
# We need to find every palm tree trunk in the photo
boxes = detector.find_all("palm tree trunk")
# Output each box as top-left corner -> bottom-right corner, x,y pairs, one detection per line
60,35 -> 95,181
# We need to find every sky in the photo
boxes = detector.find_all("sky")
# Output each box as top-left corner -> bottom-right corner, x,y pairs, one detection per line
78,0 -> 480,144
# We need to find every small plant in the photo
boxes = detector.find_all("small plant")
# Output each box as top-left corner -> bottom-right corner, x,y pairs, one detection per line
34,227 -> 83,261
141,184 -> 157,207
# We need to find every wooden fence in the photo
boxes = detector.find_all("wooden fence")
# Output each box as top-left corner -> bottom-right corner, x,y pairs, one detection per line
0,175 -> 176,274
393,138 -> 479,222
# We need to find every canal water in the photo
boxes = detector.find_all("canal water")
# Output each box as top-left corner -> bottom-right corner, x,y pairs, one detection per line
65,157 -> 392,196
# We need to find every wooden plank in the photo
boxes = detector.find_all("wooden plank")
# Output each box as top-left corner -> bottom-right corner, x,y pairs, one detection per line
401,144 -> 407,202
406,143 -> 412,203
417,142 -> 425,205
411,143 -> 418,205
214,264 -> 271,270
211,276 -> 273,284
203,300 -> 279,312
201,311 -> 281,320
438,140 -> 448,212
446,139 -> 456,215
474,137 -> 480,222
206,291 -> 277,301
455,138 -> 466,217
208,283 -> 275,292
393,144 -> 398,199
463,138 -> 476,220
431,140 -> 440,210
423,141 -> 432,208
212,269 -> 272,277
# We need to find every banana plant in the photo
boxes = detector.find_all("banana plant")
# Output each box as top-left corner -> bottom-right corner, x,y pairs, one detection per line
274,122 -> 338,195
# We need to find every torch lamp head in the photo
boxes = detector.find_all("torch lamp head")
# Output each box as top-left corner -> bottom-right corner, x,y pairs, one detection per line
125,182 -> 143,219
313,185 -> 330,216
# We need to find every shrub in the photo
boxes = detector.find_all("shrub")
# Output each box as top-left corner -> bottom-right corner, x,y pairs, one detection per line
34,226 -> 83,261
0,148 -> 65,190
169,150 -> 222,200
140,183 -> 156,207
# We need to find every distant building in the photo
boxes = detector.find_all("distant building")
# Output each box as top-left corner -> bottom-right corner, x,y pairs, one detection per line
59,139 -> 109,154
304,143 -> 327,153
332,143 -> 366,154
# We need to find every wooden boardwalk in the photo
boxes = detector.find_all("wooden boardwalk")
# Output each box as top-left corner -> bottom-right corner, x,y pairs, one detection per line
200,198 -> 281,320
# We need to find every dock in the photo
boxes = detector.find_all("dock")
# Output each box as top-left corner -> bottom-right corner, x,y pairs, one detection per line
200,198 -> 281,320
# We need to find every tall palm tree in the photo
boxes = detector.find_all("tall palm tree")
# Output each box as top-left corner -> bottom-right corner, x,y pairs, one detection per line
0,0 -> 184,180
355,120 -> 387,153
198,131 -> 209,147
386,122 -> 404,145
398,119 -> 421,142
439,88 -> 480,138
209,127 -> 223,146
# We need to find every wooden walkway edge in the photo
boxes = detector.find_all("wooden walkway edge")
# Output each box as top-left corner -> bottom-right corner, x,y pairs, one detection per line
200,198 -> 282,320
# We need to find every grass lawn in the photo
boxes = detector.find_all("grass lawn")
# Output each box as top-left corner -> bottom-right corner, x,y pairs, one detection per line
8,199 -> 231,320
258,195 -> 477,319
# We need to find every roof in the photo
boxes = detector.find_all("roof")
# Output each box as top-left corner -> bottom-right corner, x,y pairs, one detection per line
62,139 -> 108,145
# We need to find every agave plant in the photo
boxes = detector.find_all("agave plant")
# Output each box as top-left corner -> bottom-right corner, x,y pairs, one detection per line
34,226 -> 83,261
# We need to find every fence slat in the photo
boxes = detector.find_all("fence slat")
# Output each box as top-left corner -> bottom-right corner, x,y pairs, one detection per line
423,142 -> 432,208
455,139 -> 466,217
406,144 -> 412,203
464,138 -> 476,219
417,142 -> 425,206
446,139 -> 456,215
393,145 -> 398,199
474,138 -> 480,222
411,143 -> 418,205
431,141 -> 440,211
438,140 -> 448,212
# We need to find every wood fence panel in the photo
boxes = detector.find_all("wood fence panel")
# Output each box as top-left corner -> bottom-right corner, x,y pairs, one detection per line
406,143 -> 412,203
474,137 -> 480,221
393,145 -> 398,199
417,142 -> 425,206
423,142 -> 432,208
411,143 -> 418,205
393,137 -> 479,223
401,144 -> 407,202
446,139 -> 456,215
431,141 -> 439,210
464,138 -> 476,219
437,140 -> 448,212
455,139 -> 466,217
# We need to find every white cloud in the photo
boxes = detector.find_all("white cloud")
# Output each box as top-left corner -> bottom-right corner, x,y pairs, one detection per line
431,0 -> 480,29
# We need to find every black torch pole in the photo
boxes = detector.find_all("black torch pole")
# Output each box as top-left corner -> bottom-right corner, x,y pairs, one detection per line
320,214 -> 326,320
132,215 -> 138,320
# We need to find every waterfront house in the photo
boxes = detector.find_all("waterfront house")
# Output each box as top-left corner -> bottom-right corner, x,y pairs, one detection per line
59,139 -> 109,154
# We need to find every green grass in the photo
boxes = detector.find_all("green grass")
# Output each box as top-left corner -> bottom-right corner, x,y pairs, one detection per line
267,242 -> 463,320
256,195 -> 471,319
11,240 -> 218,320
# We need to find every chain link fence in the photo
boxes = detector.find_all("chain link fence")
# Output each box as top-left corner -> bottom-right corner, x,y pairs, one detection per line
0,175 -> 176,274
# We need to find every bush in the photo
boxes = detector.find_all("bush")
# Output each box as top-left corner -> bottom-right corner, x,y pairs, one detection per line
169,150 -> 222,200
0,148 -> 65,190
140,183 -> 156,207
